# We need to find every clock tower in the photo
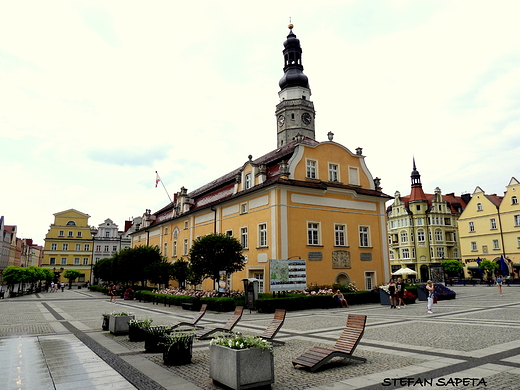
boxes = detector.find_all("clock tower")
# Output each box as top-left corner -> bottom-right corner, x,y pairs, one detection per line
276,24 -> 316,147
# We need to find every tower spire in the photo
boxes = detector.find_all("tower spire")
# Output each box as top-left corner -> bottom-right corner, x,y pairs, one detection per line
409,158 -> 427,201
275,23 -> 316,147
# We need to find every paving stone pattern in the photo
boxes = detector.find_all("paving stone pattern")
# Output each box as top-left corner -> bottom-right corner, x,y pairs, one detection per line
1,286 -> 520,389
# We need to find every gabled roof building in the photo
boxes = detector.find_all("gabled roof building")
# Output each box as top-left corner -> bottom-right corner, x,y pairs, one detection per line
131,25 -> 391,292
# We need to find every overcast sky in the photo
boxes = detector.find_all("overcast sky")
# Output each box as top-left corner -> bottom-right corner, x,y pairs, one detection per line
1,0 -> 519,245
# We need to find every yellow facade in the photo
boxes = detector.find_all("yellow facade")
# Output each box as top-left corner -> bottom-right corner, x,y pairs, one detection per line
132,141 -> 390,292
42,209 -> 93,284
459,178 -> 520,276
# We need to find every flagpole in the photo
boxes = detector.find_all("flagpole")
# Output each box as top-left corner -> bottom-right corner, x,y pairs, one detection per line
155,171 -> 173,203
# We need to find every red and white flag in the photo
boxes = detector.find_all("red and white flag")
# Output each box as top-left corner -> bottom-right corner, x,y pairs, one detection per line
155,172 -> 160,188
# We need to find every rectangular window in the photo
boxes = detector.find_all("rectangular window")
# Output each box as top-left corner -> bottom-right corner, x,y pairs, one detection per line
359,226 -> 370,247
490,218 -> 497,229
62,244 -> 68,250
183,239 -> 189,255
51,243 -> 57,250
112,246 -> 117,252
83,258 -> 89,265
68,231 -> 73,237
173,241 -> 177,257
493,239 -> 500,250
240,203 -> 248,214
61,258 -> 67,265
436,247 -> 445,258
105,231 -> 110,237
104,245 -> 109,252
417,218 -> 423,226
306,159 -> 317,179
334,224 -> 346,246
515,215 -> 520,226
74,257 -> 80,265
164,243 -> 168,256
254,272 -> 264,293
469,222 -> 475,232
84,244 -> 90,251
417,231 -> 425,242
50,257 -> 56,265
517,237 -> 520,248
95,245 -> 101,251
365,272 -> 374,291
402,248 -> 410,258
471,241 -> 477,251
226,230 -> 233,237
77,231 -> 82,237
75,244 -> 81,251
348,167 -> 359,185
258,223 -> 267,247
245,172 -> 252,189
241,227 -> 248,249
328,163 -> 339,182
184,221 -> 189,229
307,222 -> 320,245
59,230 -> 64,237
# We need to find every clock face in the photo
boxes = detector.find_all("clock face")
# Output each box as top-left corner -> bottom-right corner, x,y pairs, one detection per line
302,113 -> 312,125
277,115 -> 285,126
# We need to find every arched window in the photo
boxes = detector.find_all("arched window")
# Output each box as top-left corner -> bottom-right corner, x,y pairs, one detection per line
66,221 -> 76,226
477,203 -> 483,211
512,196 -> 518,205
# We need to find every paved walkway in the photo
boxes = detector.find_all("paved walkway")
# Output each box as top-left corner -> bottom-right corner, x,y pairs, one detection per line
1,285 -> 520,390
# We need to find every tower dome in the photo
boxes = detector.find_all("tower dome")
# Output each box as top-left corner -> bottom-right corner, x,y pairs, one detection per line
279,24 -> 309,90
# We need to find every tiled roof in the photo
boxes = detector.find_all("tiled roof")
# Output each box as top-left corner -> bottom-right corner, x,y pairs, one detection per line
399,192 -> 469,215
485,194 -> 503,207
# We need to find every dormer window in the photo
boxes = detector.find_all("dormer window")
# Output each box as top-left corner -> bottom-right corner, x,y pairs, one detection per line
245,173 -> 252,189
477,203 -> 483,211
306,159 -> 317,179
512,196 -> 518,205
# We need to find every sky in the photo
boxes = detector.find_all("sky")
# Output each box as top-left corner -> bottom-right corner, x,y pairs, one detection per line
1,0 -> 519,245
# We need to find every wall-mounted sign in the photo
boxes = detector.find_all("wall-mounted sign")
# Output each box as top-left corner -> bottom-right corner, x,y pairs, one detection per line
270,259 -> 307,291
360,253 -> 372,261
308,252 -> 322,261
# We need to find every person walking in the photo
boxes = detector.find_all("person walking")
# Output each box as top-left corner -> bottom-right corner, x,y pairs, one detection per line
396,277 -> 406,309
332,289 -> 349,308
60,282 -> 65,292
387,279 -> 397,308
496,274 -> 503,296
426,280 -> 435,314
109,284 -> 117,303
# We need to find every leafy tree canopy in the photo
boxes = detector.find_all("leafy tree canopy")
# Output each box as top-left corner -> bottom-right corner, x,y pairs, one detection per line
63,270 -> 81,281
189,233 -> 245,285
442,260 -> 463,274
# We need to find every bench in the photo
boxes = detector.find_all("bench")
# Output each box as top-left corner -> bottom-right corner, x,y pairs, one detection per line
195,306 -> 243,340
259,309 -> 286,345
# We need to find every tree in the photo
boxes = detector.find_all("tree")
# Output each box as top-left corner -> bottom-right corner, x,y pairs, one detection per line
171,258 -> 191,289
189,233 -> 245,288
479,259 -> 498,279
63,270 -> 82,289
93,258 -> 116,284
113,245 -> 164,286
146,258 -> 172,288
442,260 -> 463,277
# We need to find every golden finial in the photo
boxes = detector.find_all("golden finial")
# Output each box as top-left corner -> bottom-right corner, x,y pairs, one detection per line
288,17 -> 293,30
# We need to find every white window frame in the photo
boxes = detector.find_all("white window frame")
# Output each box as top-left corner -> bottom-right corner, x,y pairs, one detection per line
245,172 -> 252,189
240,227 -> 248,249
307,222 -> 320,245
240,203 -> 248,214
68,231 -> 73,237
74,257 -> 80,265
493,239 -> 500,250
477,203 -> 483,211
400,231 -> 408,243
402,248 -> 410,259
306,159 -> 317,179
359,226 -> 370,247
417,230 -> 425,242
104,245 -> 109,252
83,258 -> 89,265
471,241 -> 477,251
183,239 -> 189,255
62,244 -> 68,251
435,229 -> 443,242
50,257 -> 56,265
77,231 -> 82,237
490,218 -> 497,230
173,241 -> 177,257
515,215 -> 520,226
328,163 -> 339,182
258,223 -> 267,248
512,196 -> 518,205
61,258 -> 67,265
84,244 -> 90,251
469,222 -> 475,232
436,247 -> 445,258
334,224 -> 347,246
51,243 -> 57,251
75,244 -> 81,251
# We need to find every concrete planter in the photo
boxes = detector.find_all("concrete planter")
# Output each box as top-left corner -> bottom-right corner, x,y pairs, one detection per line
209,344 -> 274,390
109,315 -> 135,335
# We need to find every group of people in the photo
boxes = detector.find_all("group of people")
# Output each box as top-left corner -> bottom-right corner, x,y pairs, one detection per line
47,281 -> 65,292
386,277 -> 407,309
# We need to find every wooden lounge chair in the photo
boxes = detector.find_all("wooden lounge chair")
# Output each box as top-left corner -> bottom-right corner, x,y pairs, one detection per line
259,309 -> 286,345
292,314 -> 367,372
171,303 -> 207,329
195,306 -> 244,340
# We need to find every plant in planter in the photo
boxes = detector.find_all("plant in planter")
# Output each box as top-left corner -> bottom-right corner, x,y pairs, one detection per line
109,312 -> 135,335
128,318 -> 153,342
209,333 -> 274,390
144,326 -> 173,353
159,330 -> 195,365
101,313 -> 110,331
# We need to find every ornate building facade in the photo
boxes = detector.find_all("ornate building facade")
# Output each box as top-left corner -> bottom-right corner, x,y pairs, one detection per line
131,25 -> 391,292
387,161 -> 469,282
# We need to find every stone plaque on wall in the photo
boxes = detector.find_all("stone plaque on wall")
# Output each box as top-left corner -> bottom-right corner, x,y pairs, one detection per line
332,250 -> 351,268
360,253 -> 372,261
308,252 -> 322,261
